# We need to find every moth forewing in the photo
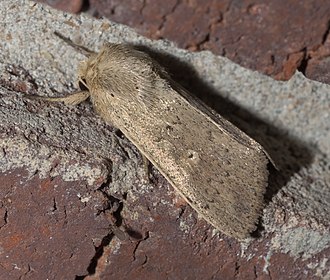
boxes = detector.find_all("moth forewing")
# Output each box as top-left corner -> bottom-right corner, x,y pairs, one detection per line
102,83 -> 268,239
30,40 -> 270,240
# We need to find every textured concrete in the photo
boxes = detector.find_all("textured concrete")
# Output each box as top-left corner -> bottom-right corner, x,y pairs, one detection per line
0,1 -> 329,279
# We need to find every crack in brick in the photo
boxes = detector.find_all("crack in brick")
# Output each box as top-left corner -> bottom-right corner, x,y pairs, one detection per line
253,265 -> 258,279
175,204 -> 187,221
63,206 -> 67,221
321,20 -> 330,45
139,0 -> 146,16
132,239 -> 142,261
296,48 -> 308,75
18,264 -> 32,280
0,209 -> 8,230
4,209 -> 8,225
291,20 -> 329,78
77,160 -> 132,277
194,33 -> 210,51
85,233 -> 113,275
304,19 -> 330,62
107,2 -> 119,16
158,0 -> 180,33
234,261 -> 240,277
221,0 -> 234,21
52,197 -> 57,212
196,7 -> 223,51
76,192 -> 125,279
132,231 -> 149,263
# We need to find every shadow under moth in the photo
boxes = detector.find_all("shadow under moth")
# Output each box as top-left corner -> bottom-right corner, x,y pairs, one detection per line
29,33 -> 271,240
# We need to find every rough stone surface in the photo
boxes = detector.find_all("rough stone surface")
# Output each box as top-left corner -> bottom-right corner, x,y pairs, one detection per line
0,1 -> 329,279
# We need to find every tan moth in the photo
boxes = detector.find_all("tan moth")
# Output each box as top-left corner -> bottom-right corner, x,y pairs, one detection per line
29,34 -> 271,240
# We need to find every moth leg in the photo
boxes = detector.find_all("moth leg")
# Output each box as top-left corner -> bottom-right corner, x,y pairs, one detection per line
26,91 -> 90,106
54,32 -> 95,56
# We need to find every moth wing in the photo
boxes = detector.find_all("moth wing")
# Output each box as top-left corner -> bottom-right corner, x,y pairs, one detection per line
117,83 -> 269,239
170,84 -> 270,239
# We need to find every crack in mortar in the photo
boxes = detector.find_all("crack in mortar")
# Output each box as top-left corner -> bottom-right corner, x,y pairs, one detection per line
321,20 -> 330,45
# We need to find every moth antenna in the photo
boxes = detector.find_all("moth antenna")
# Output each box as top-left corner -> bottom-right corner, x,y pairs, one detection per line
54,31 -> 95,56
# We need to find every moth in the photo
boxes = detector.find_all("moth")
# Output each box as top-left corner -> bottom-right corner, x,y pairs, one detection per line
29,33 -> 271,240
